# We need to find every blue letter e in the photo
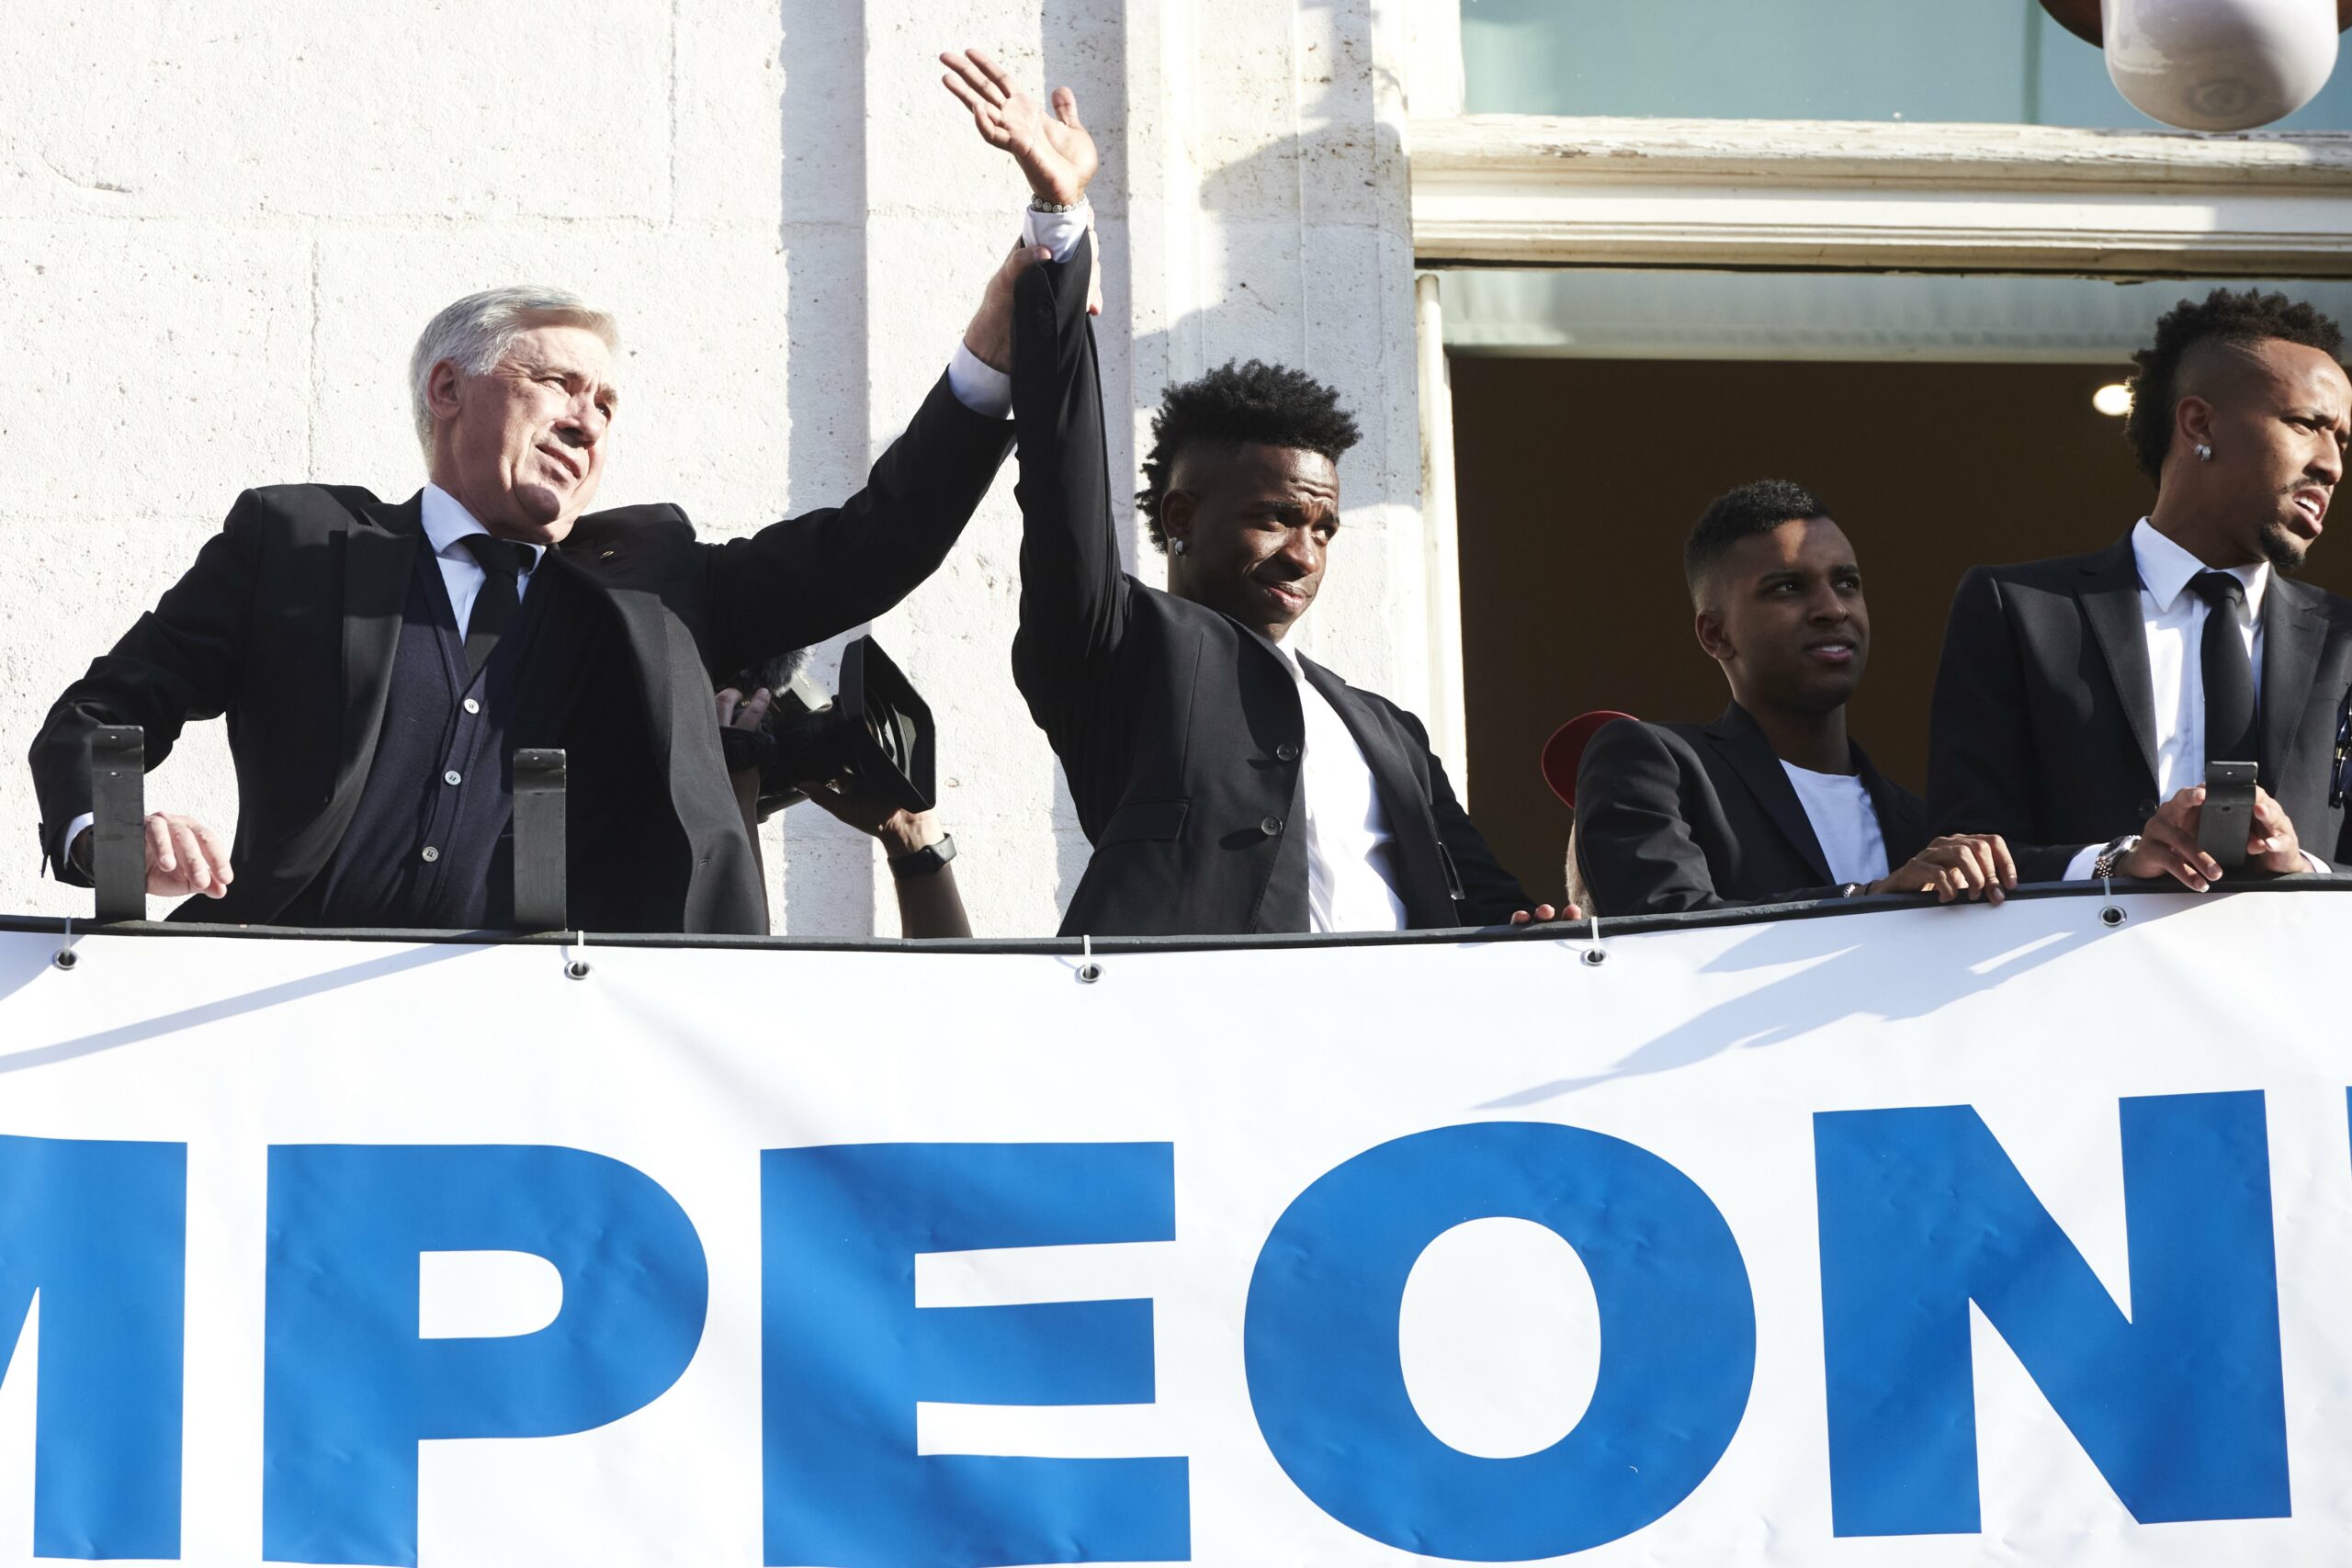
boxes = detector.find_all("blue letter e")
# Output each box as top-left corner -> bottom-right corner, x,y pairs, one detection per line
1815,1091 -> 2289,1536
762,1143 -> 1186,1568
262,1145 -> 709,1565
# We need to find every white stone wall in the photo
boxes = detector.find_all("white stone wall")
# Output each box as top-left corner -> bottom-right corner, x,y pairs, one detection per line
0,0 -> 1426,938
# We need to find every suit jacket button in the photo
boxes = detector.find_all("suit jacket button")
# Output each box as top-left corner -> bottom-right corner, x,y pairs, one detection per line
1276,743 -> 1299,762
2136,799 -> 2155,819
1261,816 -> 1283,837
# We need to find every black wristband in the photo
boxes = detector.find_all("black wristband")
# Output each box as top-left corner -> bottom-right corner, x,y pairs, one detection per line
888,832 -> 956,881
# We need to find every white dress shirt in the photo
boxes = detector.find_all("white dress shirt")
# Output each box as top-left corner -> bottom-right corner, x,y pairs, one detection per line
1780,761 -> 1890,887
2064,518 -> 2324,876
1272,644 -> 1409,933
420,483 -> 542,633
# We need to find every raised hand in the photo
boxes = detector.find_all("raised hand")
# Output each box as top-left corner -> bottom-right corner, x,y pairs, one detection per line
940,47 -> 1097,207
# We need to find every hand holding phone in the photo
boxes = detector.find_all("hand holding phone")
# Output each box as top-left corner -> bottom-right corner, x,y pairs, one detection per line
2197,761 -> 2258,871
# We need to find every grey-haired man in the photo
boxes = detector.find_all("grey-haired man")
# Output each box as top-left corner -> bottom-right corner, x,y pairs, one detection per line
28,52 -> 1091,934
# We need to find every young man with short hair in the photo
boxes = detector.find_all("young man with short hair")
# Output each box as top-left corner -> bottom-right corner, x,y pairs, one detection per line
1576,481 -> 2013,915
996,243 -> 1554,936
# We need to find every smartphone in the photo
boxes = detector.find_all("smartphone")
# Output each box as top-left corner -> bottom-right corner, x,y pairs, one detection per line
2198,761 -> 2258,871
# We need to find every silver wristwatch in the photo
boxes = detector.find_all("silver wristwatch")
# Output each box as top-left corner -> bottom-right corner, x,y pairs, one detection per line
2093,833 -> 2141,880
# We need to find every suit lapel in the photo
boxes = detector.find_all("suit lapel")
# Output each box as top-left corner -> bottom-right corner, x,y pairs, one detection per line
2076,537 -> 2162,790
1297,656 -> 1451,921
335,493 -> 423,806
1702,705 -> 1834,886
2260,578 -> 2327,786
547,526 -> 684,822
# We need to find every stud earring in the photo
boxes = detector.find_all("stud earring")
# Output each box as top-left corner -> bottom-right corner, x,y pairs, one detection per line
1171,537 -> 1188,556
2196,443 -> 2213,462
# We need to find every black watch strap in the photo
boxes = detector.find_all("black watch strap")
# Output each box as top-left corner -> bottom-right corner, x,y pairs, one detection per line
888,832 -> 956,881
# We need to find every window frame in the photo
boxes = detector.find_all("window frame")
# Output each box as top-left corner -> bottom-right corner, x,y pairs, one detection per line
1409,114 -> 2352,276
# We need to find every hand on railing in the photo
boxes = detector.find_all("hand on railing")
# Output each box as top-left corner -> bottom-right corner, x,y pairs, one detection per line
1870,832 -> 2016,904
95,812 -> 232,899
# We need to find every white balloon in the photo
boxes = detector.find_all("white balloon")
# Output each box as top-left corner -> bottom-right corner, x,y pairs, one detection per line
2104,0 -> 2339,130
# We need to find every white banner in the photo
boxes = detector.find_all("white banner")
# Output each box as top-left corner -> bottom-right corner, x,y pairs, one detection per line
0,889 -> 2345,1566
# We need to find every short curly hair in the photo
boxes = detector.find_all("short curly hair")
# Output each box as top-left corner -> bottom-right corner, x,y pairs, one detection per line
1135,360 -> 1362,553
1684,479 -> 1831,607
2125,288 -> 2346,482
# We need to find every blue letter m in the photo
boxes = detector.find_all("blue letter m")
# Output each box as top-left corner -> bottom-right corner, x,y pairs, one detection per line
0,1134 -> 186,1560
1815,1091 -> 2288,1535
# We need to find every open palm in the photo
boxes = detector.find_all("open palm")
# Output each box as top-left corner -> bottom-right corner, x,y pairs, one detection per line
941,47 -> 1097,207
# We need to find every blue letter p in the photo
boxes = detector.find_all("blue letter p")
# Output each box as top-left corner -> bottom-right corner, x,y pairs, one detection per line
263,1145 -> 708,1565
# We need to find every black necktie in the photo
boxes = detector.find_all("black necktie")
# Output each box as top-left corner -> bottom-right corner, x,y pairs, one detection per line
2189,570 -> 2259,767
457,535 -> 533,678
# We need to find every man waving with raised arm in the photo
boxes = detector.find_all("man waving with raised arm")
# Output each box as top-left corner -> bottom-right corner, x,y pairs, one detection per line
944,50 -> 1560,938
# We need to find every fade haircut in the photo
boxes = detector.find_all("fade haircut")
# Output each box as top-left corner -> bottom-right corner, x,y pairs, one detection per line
408,285 -> 621,453
1683,479 -> 1830,608
1135,359 -> 1362,553
2125,288 -> 2345,482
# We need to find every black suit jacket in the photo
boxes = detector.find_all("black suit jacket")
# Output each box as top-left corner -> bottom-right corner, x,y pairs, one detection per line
1927,534 -> 2352,882
1574,704 -> 1931,916
28,373 -> 1012,933
1009,239 -> 1531,937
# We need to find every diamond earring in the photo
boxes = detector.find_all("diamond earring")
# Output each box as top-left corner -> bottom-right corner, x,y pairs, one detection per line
2196,443 -> 2213,462
1171,537 -> 1189,556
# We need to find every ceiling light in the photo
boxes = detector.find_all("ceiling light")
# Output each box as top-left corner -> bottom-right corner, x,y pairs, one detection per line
2092,383 -> 2133,417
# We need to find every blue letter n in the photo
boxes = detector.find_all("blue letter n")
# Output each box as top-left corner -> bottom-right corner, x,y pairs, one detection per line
762,1143 -> 1187,1568
0,1134 -> 185,1561
1815,1091 -> 2288,1536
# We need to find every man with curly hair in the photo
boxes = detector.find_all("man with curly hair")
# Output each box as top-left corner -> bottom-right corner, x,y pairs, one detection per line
996,235 -> 1556,935
1928,288 -> 2352,886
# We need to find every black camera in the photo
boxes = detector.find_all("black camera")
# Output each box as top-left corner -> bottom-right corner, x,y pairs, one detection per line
724,636 -> 936,822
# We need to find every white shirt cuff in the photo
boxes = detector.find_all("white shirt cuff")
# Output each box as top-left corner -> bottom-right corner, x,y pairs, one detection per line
944,199 -> 1093,420
1024,199 -> 1091,262
2063,843 -> 2104,881
2301,848 -> 2331,874
946,343 -> 1012,420
56,812 -> 95,876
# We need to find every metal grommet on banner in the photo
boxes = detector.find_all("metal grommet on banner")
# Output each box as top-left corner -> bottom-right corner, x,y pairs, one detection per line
565,930 -> 592,981
2099,873 -> 2128,928
1579,913 -> 1607,966
52,917 -> 77,971
1077,932 -> 1102,985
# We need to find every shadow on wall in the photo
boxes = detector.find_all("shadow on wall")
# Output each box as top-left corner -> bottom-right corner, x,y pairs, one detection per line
775,0 -> 877,938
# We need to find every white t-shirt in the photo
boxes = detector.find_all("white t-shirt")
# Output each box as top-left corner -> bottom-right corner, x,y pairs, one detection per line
1780,762 -> 1890,888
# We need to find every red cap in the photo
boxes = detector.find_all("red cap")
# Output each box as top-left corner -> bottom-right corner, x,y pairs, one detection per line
1540,711 -> 1639,809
